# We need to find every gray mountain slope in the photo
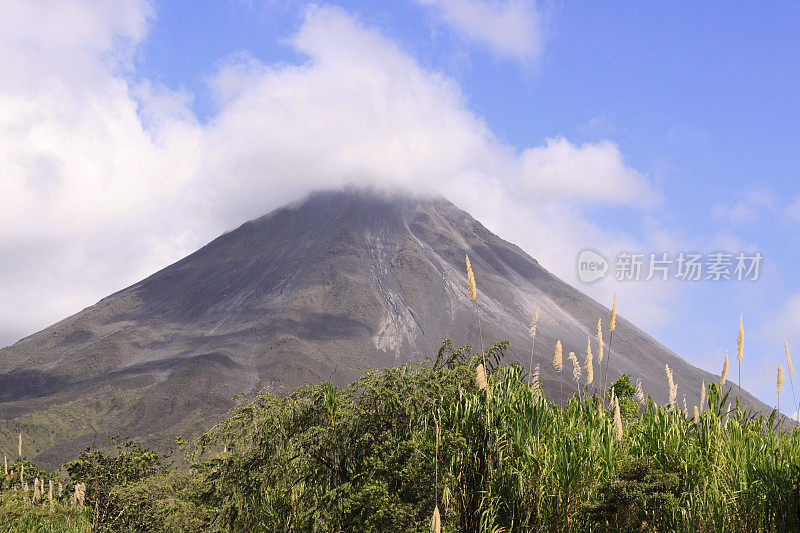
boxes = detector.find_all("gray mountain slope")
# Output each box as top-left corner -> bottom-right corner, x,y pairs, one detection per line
0,188 -> 768,467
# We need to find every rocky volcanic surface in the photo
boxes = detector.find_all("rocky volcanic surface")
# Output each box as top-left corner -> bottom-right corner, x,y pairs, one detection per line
0,189 -> 768,467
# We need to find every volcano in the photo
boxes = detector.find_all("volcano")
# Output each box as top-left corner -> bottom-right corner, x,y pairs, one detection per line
0,188 -> 767,467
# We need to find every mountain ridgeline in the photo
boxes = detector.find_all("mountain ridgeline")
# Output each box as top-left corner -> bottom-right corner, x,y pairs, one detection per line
0,189 -> 767,467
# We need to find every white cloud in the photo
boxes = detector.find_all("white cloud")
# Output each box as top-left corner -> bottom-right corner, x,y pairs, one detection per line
414,0 -> 544,63
519,137 -> 657,205
785,200 -> 800,222
0,2 -> 664,346
0,0 -> 202,341
0,0 -> 151,95
711,190 -> 774,224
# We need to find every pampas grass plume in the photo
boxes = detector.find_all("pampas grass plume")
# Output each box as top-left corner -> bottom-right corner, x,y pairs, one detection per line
585,336 -> 594,385
613,397 -> 623,441
431,505 -> 441,533
528,306 -> 541,386
634,378 -> 645,404
18,433 -> 21,458
569,352 -> 581,382
721,350 -> 729,387
786,340 -> 795,378
700,381 -> 706,411
665,364 -> 677,408
609,292 -> 617,332
530,306 -> 540,337
465,254 -> 477,300
74,482 -> 86,508
694,405 -> 700,424
475,363 -> 488,391
778,364 -> 785,395
49,480 -> 54,513
737,314 -> 745,362
597,319 -> 604,364
553,341 -> 563,372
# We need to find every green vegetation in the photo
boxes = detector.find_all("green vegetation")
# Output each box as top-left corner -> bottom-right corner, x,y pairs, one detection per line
0,491 -> 91,532
0,385 -> 142,460
2,340 -> 799,532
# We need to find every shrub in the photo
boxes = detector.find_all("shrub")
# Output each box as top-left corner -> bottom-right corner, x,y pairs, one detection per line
63,437 -> 162,527
106,471 -> 215,532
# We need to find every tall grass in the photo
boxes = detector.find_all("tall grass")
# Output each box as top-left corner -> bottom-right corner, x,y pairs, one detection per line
786,340 -> 798,421
738,314 -> 745,399
6,339 -> 800,532
584,336 -> 594,390
721,350 -> 729,387
0,491 -> 91,532
5,257 -> 799,532
465,254 -> 484,358
602,293 -> 617,403
701,380 -> 706,412
528,307 -> 540,387
665,364 -> 677,408
554,341 -> 563,404
184,340 -> 800,532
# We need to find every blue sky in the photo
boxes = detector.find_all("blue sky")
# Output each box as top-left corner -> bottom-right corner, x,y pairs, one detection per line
2,0 -> 799,408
